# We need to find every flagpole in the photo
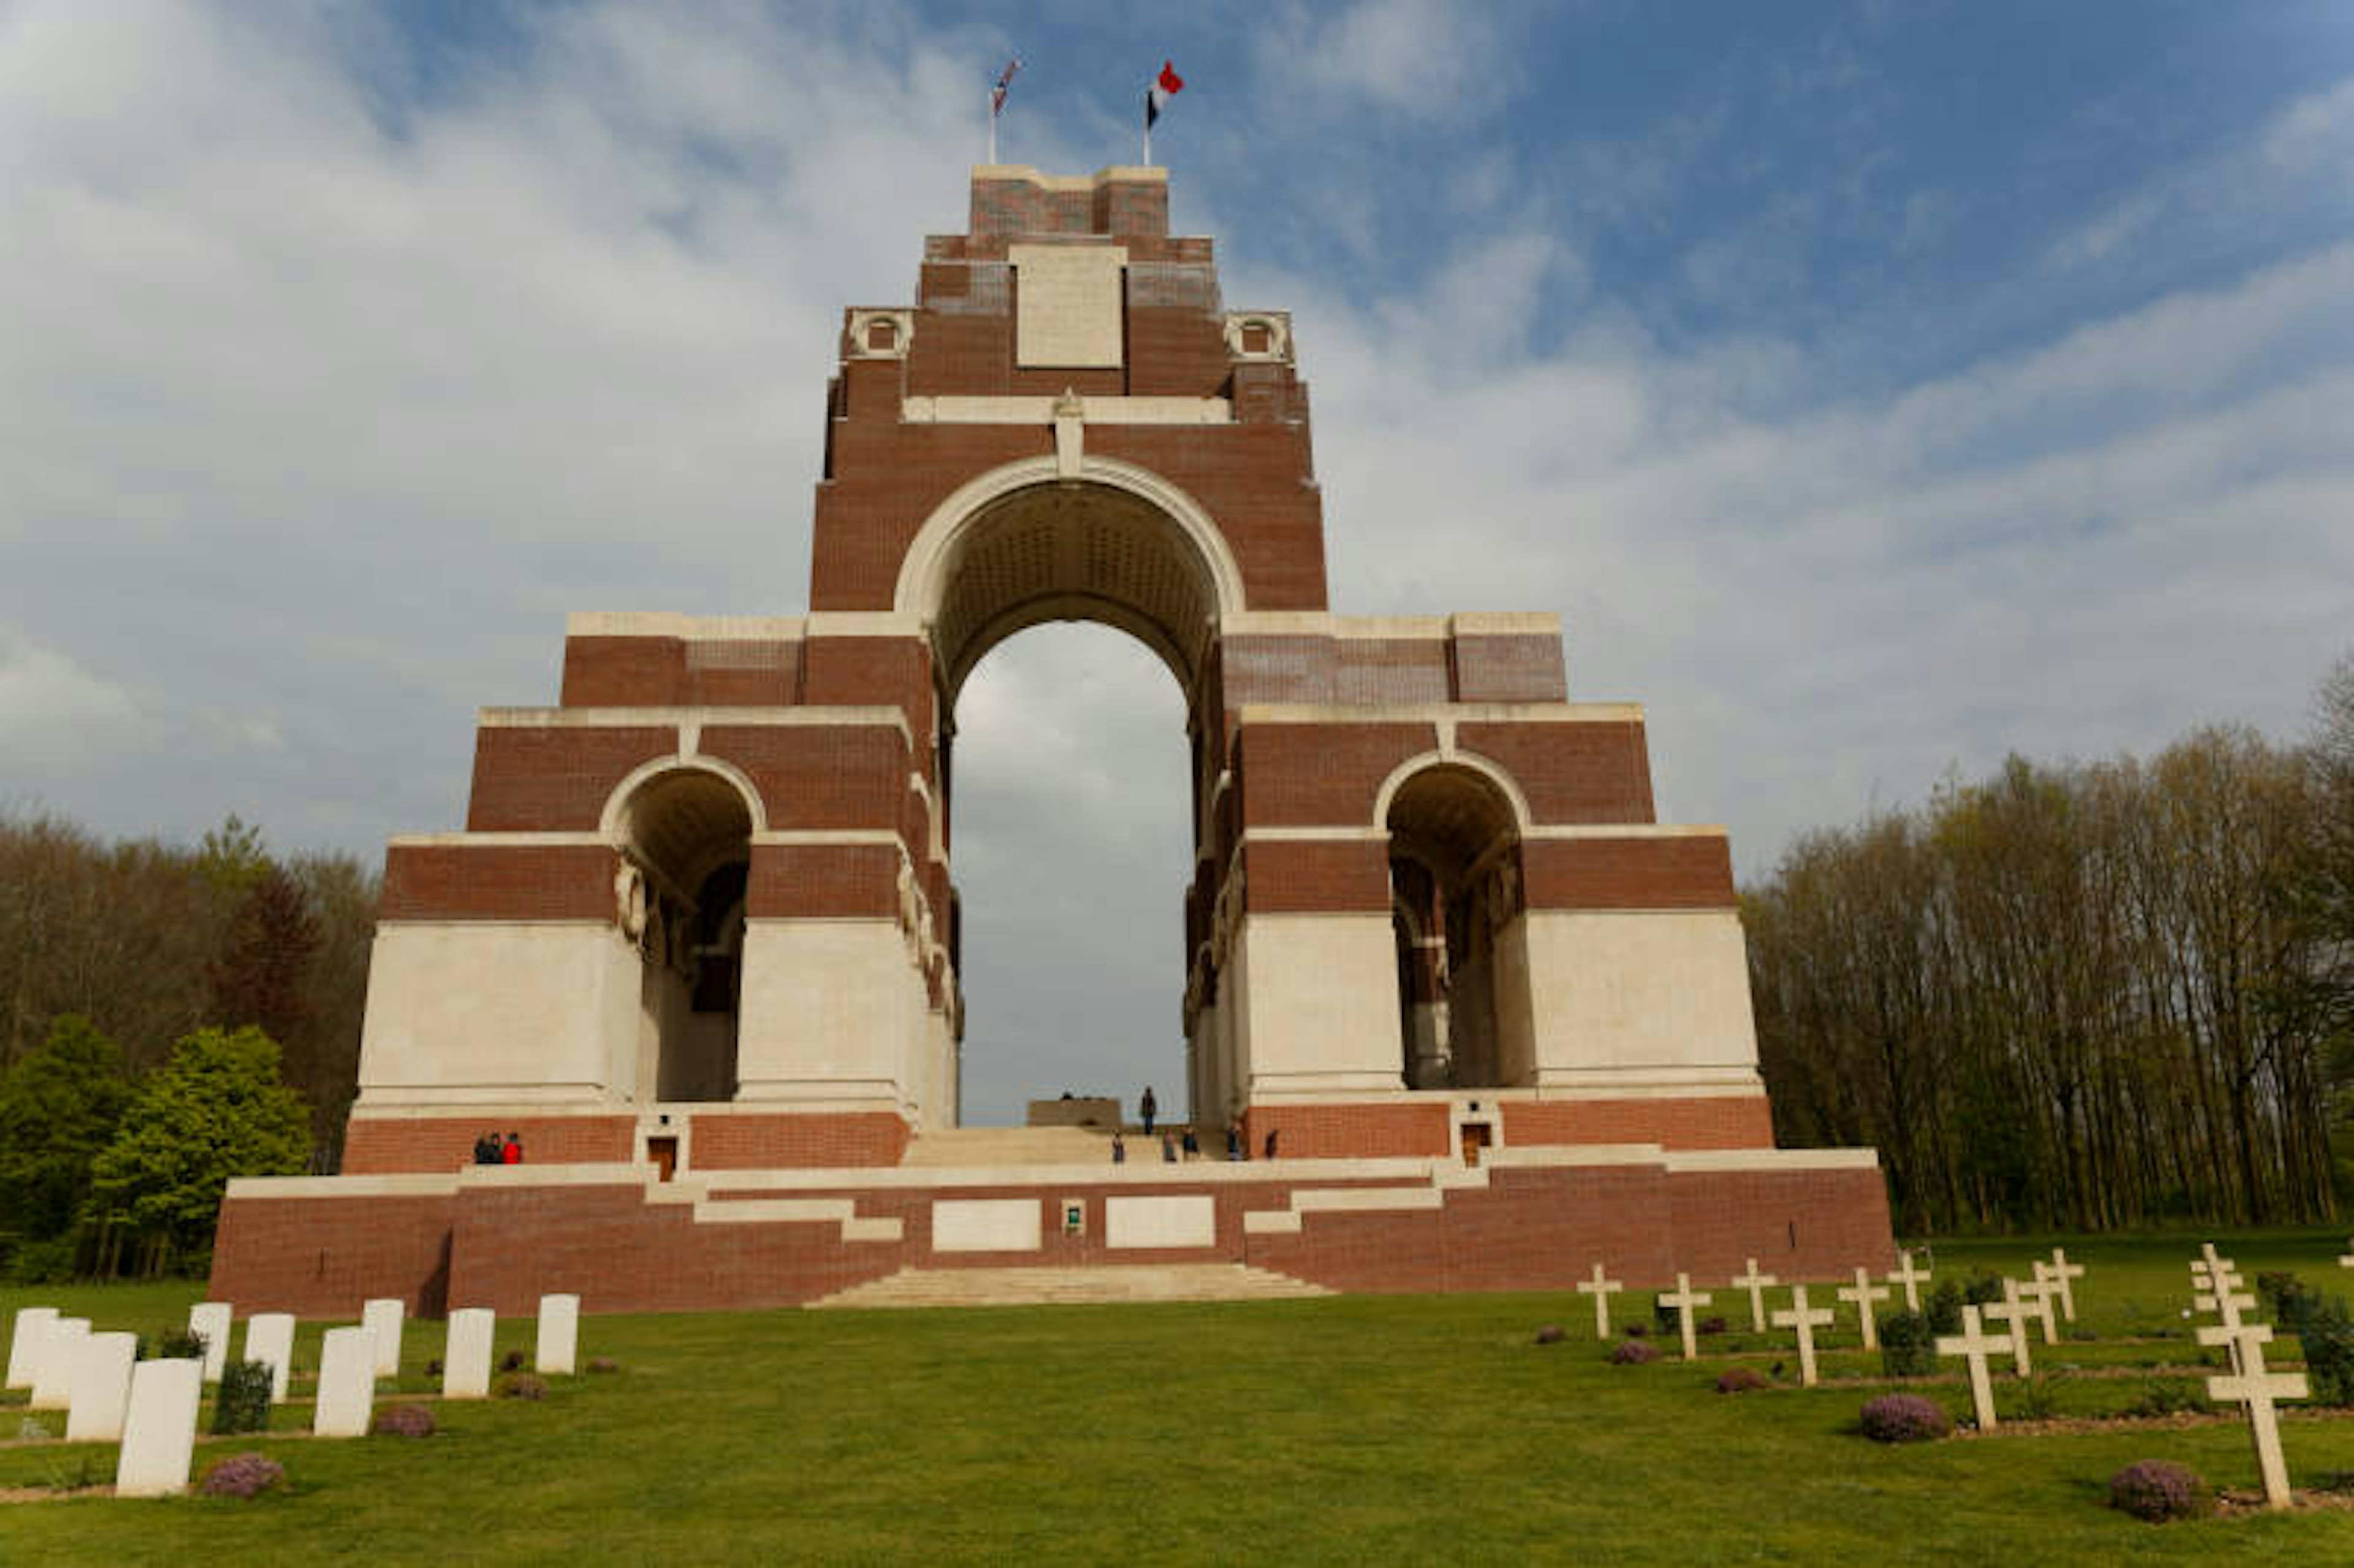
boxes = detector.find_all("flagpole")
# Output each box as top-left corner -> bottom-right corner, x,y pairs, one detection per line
988,85 -> 997,165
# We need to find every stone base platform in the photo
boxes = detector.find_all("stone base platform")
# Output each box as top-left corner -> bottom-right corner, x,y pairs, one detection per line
208,1144 -> 1895,1319
809,1262 -> 1331,1309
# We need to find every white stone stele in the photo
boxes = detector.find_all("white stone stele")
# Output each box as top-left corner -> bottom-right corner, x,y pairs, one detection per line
28,1316 -> 91,1411
1837,1266 -> 1890,1352
1935,1305 -> 2008,1431
1658,1274 -> 1714,1361
2024,1266 -> 2062,1345
444,1308 -> 495,1399
1769,1285 -> 1836,1388
6,1306 -> 58,1390
1009,243 -> 1129,368
1732,1258 -> 1779,1334
2202,1322 -> 2308,1509
1105,1195 -> 1216,1250
1575,1262 -> 1625,1339
65,1331 -> 140,1442
536,1294 -> 580,1376
244,1312 -> 296,1403
188,1302 -> 232,1382
362,1298 -> 405,1377
313,1326 -> 378,1438
115,1358 -> 205,1498
1886,1250 -> 1929,1313
2045,1248 -> 2085,1320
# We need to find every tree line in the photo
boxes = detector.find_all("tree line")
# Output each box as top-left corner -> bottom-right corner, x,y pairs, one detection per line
0,811 -> 377,1278
1746,656 -> 2354,1236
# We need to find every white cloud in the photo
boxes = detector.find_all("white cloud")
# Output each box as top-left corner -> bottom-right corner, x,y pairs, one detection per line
1262,0 -> 1515,123
0,631 -> 150,772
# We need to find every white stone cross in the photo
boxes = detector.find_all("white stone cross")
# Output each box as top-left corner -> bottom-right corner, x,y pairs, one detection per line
244,1312 -> 295,1403
2338,1236 -> 2353,1271
2023,1266 -> 2062,1345
314,1326 -> 378,1438
64,1331 -> 138,1443
2204,1322 -> 2309,1509
444,1307 -> 495,1399
6,1306 -> 58,1390
1980,1278 -> 2035,1376
1575,1262 -> 1625,1339
187,1302 -> 232,1382
1885,1249 -> 1930,1313
28,1316 -> 91,1411
115,1357 -> 204,1498
2044,1248 -> 2084,1321
1837,1266 -> 1891,1352
362,1298 -> 405,1378
1770,1284 -> 1837,1387
1935,1304 -> 2008,1430
1658,1274 -> 1714,1361
536,1293 -> 581,1375
1733,1257 -> 1780,1333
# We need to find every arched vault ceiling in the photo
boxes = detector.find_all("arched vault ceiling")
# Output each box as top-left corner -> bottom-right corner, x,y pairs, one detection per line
934,482 -> 1219,703
619,771 -> 753,896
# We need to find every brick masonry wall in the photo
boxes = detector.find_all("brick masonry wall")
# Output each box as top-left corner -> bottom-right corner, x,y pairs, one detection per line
341,1115 -> 639,1174
747,842 -> 902,920
1519,836 -> 1737,911
1240,839 -> 1392,914
690,1111 -> 911,1169
207,1154 -> 1895,1315
1456,720 -> 1656,824
467,726 -> 679,832
1241,1102 -> 1452,1160
379,843 -> 619,923
1452,635 -> 1568,703
1501,1097 -> 1775,1151
1236,723 -> 1436,826
209,1192 -> 457,1317
702,723 -> 908,831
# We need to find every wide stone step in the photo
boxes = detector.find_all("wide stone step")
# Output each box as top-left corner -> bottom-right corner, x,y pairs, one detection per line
900,1125 -> 1142,1167
806,1263 -> 1331,1309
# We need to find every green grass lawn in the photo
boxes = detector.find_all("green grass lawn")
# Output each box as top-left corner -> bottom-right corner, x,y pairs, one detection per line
4,1228 -> 2354,1564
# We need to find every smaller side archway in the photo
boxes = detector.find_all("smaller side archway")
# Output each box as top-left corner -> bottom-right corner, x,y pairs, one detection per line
604,763 -> 758,1103
1382,762 -> 1534,1090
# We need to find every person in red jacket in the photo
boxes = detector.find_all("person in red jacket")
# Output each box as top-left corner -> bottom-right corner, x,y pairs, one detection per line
501,1132 -> 524,1165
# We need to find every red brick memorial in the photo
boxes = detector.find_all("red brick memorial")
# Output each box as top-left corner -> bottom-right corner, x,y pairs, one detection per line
211,166 -> 1894,1314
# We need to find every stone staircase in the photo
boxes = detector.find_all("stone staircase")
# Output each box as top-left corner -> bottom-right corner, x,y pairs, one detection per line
807,1262 -> 1331,1309
899,1124 -> 1145,1167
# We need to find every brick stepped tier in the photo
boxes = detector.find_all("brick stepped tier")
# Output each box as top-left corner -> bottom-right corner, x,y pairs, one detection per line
210,1144 -> 1895,1318
807,1262 -> 1331,1309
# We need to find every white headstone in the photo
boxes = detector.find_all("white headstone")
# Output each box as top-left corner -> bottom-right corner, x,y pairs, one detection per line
2204,1322 -> 2308,1509
1935,1304 -> 2008,1430
313,1325 -> 377,1438
1886,1250 -> 1929,1313
362,1298 -> 405,1378
1837,1266 -> 1891,1352
6,1306 -> 58,1390
2044,1247 -> 2084,1321
1769,1284 -> 1837,1388
28,1316 -> 91,1410
1981,1278 -> 2035,1376
188,1302 -> 232,1382
2337,1237 -> 2352,1271
244,1312 -> 295,1403
444,1307 -> 495,1399
65,1330 -> 139,1442
115,1357 -> 205,1498
1733,1258 -> 1780,1333
1574,1263 -> 1624,1339
1658,1274 -> 1713,1361
536,1293 -> 580,1375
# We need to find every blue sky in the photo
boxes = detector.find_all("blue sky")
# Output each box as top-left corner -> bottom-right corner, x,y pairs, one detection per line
4,2 -> 2351,1121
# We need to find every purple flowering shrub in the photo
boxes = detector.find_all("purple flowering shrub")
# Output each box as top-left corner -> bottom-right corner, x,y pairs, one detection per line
1858,1393 -> 1951,1443
371,1403 -> 436,1437
199,1453 -> 286,1499
1715,1366 -> 1770,1394
494,1372 -> 548,1401
587,1357 -> 620,1374
2108,1460 -> 2214,1523
1534,1324 -> 1567,1345
1608,1339 -> 1661,1365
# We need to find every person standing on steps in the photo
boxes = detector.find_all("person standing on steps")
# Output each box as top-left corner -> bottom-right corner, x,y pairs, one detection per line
1111,1131 -> 1127,1165
1140,1086 -> 1157,1136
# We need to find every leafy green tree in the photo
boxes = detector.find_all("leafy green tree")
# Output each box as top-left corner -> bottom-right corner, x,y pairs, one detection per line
0,1014 -> 132,1246
85,1026 -> 311,1269
207,864 -> 320,1046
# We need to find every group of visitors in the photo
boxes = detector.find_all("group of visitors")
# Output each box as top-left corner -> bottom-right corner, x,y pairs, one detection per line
472,1130 -> 525,1165
1105,1088 -> 1280,1164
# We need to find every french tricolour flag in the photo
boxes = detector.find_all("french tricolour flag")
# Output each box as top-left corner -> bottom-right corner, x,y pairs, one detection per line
1145,60 -> 1184,129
